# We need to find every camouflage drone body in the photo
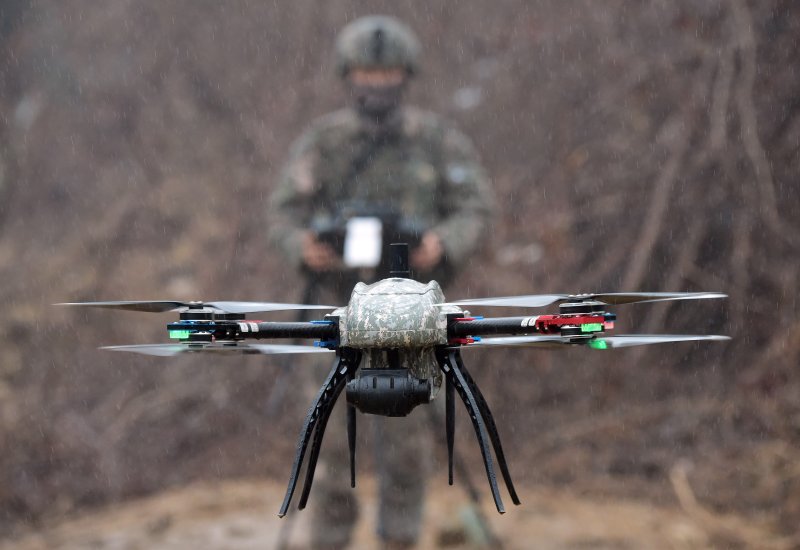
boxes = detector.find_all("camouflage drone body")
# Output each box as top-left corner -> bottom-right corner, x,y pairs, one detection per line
339,278 -> 463,398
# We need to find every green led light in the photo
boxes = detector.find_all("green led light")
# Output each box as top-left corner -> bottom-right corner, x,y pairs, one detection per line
169,330 -> 192,340
588,339 -> 608,350
581,323 -> 603,333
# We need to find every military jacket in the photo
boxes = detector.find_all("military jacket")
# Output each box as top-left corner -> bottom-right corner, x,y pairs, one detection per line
268,106 -> 493,284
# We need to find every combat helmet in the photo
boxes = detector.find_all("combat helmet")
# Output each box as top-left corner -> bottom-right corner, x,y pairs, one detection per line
335,15 -> 421,77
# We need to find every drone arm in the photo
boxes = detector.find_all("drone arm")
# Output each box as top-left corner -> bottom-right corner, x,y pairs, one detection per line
167,320 -> 338,342
240,322 -> 338,340
449,313 -> 612,340
449,317 -> 542,338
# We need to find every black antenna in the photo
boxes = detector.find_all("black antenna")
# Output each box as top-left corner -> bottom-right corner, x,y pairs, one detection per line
389,243 -> 410,278
372,27 -> 385,62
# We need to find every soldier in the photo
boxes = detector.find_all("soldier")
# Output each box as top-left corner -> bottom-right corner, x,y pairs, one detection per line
268,15 -> 493,549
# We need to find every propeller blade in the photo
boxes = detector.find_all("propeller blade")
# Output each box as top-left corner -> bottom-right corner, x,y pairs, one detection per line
590,334 -> 731,348
440,291 -> 726,309
466,335 -> 570,348
465,334 -> 730,350
100,342 -> 334,356
245,344 -> 335,354
205,301 -> 337,314
101,344 -> 188,356
439,294 -> 570,308
58,301 -> 194,313
58,300 -> 337,314
587,292 -> 727,305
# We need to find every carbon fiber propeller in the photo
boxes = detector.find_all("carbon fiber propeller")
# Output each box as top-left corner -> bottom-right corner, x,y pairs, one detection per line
58,300 -> 337,314
468,334 -> 731,349
101,342 -> 334,356
440,291 -> 726,308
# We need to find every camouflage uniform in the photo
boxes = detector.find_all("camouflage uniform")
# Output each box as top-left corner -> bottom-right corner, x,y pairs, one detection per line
270,106 -> 492,292
269,105 -> 492,547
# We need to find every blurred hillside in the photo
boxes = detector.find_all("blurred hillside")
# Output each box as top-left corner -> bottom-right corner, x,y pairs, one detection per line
1,0 -> 799,544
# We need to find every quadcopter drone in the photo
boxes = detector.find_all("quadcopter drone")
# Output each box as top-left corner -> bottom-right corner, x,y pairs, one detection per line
61,244 -> 729,516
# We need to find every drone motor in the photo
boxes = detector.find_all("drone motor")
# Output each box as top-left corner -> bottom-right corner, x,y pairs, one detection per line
167,307 -> 249,342
558,299 -> 606,315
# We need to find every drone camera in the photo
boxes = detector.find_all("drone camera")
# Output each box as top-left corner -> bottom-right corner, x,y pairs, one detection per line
346,368 -> 431,416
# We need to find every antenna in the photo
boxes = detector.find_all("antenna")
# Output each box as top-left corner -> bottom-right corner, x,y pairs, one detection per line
389,243 -> 410,278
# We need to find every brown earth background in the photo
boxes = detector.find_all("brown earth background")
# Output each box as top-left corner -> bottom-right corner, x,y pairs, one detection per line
0,0 -> 799,547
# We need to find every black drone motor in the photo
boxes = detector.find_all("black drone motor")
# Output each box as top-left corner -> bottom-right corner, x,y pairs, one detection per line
558,299 -> 606,315
558,299 -> 606,337
173,305 -> 246,343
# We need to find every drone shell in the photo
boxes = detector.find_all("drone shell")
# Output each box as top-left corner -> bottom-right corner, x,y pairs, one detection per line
339,278 -> 456,349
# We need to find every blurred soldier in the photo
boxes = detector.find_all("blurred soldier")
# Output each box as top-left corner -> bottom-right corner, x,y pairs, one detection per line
269,15 -> 493,549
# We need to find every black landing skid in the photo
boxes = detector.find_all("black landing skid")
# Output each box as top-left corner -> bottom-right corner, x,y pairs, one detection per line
436,347 -> 520,513
279,347 -> 362,516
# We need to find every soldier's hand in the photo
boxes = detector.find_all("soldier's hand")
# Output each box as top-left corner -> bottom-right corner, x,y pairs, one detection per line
411,232 -> 444,271
302,232 -> 341,271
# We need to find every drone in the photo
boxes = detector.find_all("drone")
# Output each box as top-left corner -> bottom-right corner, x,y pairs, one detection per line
60,244 -> 729,516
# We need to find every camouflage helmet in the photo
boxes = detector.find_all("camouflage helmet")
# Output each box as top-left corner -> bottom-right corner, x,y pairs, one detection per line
335,15 -> 421,77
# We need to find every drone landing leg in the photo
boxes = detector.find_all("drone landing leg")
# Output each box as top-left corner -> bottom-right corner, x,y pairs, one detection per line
278,348 -> 361,517
452,350 -> 520,506
446,375 -> 455,485
347,369 -> 357,488
298,348 -> 362,510
437,347 -> 505,513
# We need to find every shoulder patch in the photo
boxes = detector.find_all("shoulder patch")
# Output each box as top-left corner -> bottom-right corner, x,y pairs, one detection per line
446,163 -> 471,184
